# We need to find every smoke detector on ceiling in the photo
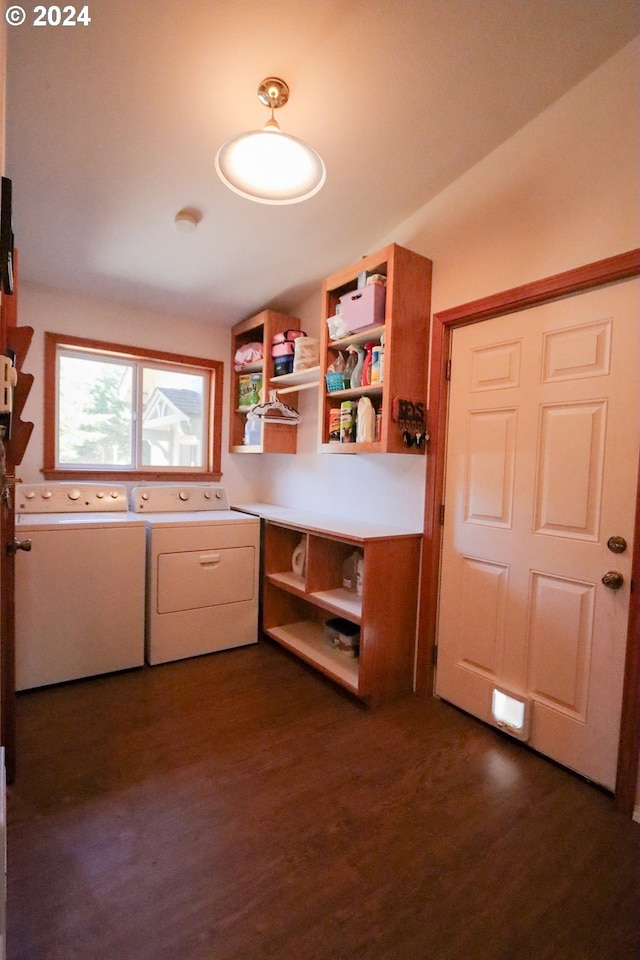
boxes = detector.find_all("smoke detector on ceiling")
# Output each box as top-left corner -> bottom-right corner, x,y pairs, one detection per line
174,208 -> 202,233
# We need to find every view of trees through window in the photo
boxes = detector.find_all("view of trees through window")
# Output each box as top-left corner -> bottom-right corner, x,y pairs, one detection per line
58,350 -> 206,469
58,354 -> 133,466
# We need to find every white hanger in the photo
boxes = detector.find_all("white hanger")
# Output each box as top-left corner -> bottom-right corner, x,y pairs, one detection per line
247,390 -> 301,425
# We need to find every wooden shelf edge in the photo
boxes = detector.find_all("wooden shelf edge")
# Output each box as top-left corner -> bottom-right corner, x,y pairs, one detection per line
274,380 -> 318,395
320,441 -> 382,454
309,589 -> 362,623
266,570 -> 307,597
327,325 -> 386,350
270,365 -> 320,387
235,360 -> 263,373
324,384 -> 384,401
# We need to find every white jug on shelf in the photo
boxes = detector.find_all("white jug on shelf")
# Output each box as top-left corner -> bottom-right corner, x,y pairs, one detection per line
292,538 -> 306,577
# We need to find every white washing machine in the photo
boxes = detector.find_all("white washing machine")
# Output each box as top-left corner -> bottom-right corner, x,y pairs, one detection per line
130,484 -> 260,665
14,483 -> 147,691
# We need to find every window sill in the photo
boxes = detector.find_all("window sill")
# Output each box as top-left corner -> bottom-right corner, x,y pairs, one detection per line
41,469 -> 223,483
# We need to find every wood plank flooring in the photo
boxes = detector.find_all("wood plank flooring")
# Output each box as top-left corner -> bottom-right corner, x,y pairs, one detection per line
7,642 -> 640,960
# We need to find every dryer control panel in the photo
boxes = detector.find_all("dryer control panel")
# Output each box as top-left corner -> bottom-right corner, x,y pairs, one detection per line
131,484 -> 230,513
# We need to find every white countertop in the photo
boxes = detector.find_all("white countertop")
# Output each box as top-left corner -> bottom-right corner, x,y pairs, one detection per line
231,502 -> 422,541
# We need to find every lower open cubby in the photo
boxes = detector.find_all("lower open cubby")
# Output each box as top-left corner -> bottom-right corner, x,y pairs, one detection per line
262,581 -> 362,695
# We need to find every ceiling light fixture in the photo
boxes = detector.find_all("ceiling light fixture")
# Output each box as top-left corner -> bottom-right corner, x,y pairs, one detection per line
215,77 -> 326,205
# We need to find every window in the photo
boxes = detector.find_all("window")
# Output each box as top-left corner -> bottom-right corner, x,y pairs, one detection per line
44,333 -> 223,480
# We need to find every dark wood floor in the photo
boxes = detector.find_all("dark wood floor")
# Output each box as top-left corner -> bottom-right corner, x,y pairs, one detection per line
7,641 -> 640,960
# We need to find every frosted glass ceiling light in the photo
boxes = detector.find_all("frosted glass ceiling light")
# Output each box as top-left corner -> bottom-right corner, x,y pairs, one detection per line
215,78 -> 326,204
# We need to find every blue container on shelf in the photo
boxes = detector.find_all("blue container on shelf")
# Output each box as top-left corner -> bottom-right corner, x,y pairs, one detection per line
325,372 -> 345,392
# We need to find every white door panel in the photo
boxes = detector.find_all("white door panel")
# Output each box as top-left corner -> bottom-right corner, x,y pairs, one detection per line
436,280 -> 639,788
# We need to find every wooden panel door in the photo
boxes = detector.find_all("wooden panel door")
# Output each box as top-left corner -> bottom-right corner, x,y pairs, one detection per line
435,279 -> 639,789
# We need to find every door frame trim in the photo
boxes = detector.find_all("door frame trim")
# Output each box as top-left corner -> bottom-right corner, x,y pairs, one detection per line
417,248 -> 640,814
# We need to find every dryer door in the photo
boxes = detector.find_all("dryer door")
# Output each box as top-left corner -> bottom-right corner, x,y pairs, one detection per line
157,545 -> 256,613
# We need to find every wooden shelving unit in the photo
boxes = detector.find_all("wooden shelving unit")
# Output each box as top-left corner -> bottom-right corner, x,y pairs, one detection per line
229,310 -> 301,454
237,504 -> 422,706
319,243 -> 432,454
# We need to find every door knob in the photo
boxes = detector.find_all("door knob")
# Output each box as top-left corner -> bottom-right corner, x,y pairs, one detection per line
7,538 -> 32,555
601,570 -> 624,590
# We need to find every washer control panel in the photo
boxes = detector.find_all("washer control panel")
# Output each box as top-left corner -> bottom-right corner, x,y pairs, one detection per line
16,483 -> 129,513
131,484 -> 230,512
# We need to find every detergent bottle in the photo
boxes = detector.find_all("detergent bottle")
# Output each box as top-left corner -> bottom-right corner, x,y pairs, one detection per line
356,396 -> 376,442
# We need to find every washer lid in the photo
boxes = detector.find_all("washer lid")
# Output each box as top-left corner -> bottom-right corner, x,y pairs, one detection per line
15,512 -> 147,530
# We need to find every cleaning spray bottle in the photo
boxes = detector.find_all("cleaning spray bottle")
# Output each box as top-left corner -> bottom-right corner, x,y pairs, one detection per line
343,345 -> 358,388
349,345 -> 366,388
361,342 -> 375,386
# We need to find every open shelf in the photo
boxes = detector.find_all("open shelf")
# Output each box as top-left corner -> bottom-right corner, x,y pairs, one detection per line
266,570 -> 306,596
266,620 -> 359,692
324,383 -> 383,402
319,244 -> 432,454
309,588 -> 362,622
270,365 -> 320,395
327,325 -> 385,350
230,309 -> 301,454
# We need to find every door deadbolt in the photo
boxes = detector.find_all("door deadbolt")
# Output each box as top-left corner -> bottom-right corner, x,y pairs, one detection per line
607,536 -> 627,554
601,570 -> 624,590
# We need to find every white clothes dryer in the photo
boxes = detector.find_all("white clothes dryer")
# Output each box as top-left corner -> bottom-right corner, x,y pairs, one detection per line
130,485 -> 260,665
15,483 -> 147,690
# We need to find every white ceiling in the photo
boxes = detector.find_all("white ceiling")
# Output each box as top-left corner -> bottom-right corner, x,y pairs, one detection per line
6,0 -> 639,326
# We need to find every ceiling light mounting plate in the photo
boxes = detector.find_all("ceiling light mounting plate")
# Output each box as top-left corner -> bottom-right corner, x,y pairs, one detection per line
257,78 -> 290,110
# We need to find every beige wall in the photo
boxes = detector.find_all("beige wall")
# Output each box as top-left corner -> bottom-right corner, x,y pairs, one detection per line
378,35 -> 639,312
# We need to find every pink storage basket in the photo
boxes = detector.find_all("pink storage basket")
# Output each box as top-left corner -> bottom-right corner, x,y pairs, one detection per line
339,285 -> 386,333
